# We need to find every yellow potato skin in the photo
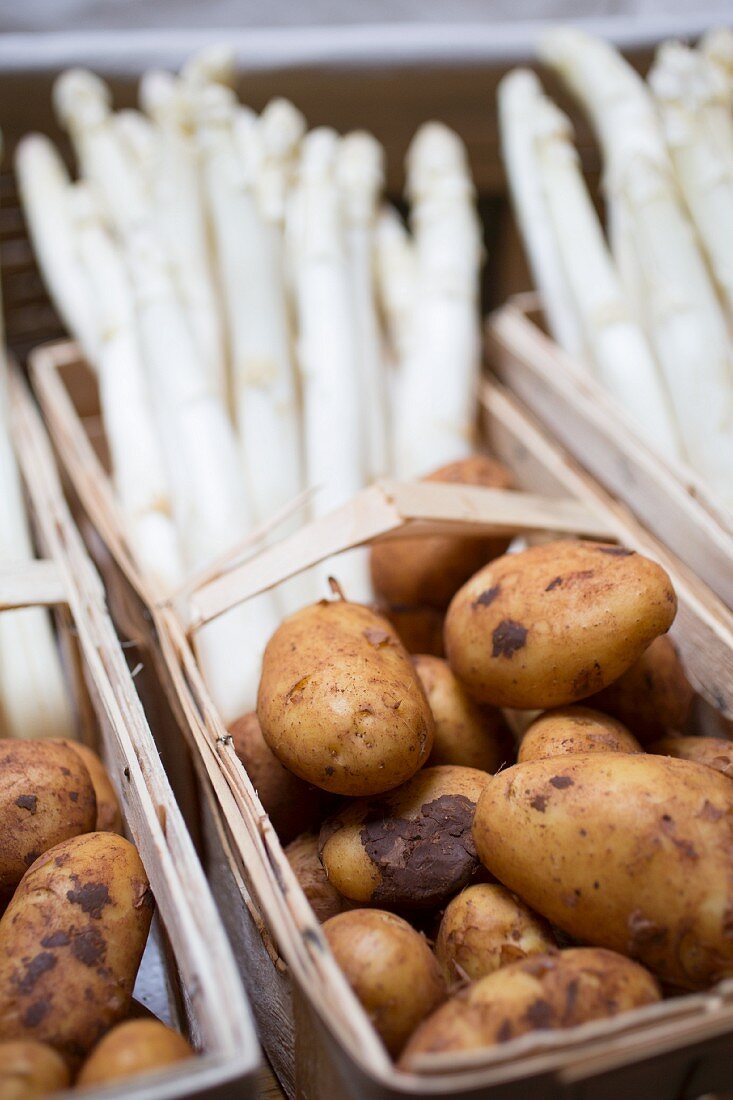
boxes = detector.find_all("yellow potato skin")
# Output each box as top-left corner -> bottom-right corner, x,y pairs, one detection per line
444,540 -> 677,709
0,740 -> 97,897
51,741 -> 121,834
77,1020 -> 193,1087
0,1040 -> 70,1099
473,754 -> 733,989
382,605 -> 445,659
435,884 -> 556,986
323,910 -> 446,1056
518,707 -> 642,763
319,766 -> 491,909
413,656 -> 514,773
257,601 -> 434,796
0,833 -> 154,1062
285,833 -> 345,923
650,736 -> 733,780
400,947 -> 660,1067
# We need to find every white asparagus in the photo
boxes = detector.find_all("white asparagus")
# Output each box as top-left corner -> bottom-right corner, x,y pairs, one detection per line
697,30 -> 733,175
181,43 -> 236,90
533,94 -> 681,458
498,70 -> 587,363
337,131 -> 390,480
256,97 -> 306,228
14,134 -> 98,362
393,122 -> 483,479
541,27 -> 733,507
374,204 -> 417,367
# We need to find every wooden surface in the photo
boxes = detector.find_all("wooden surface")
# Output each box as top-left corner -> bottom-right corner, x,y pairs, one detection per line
258,1060 -> 286,1099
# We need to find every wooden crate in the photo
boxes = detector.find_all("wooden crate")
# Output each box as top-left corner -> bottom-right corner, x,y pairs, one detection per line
27,335 -> 733,1099
488,294 -> 733,610
4,364 -> 260,1099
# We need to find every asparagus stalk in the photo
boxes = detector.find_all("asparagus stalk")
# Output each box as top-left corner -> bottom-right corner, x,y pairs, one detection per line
374,205 -> 417,367
697,30 -> 733,174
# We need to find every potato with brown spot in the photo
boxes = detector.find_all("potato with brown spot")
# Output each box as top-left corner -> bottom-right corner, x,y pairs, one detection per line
381,605 -> 445,658
590,635 -> 693,743
257,600 -> 434,796
51,741 -> 121,833
473,754 -> 733,989
445,540 -> 677,709
0,740 -> 97,899
435,884 -> 556,986
323,909 -> 446,1056
319,766 -> 491,909
0,832 -> 153,1062
650,736 -> 733,779
400,947 -> 660,1067
77,1019 -> 193,1087
413,656 -> 514,772
0,1040 -> 70,1099
518,707 -> 642,763
285,833 -> 345,923
370,456 -> 514,611
230,713 -> 328,843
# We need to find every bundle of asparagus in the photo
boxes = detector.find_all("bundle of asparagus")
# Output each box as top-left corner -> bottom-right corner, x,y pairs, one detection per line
499,27 -> 733,510
16,50 -> 483,723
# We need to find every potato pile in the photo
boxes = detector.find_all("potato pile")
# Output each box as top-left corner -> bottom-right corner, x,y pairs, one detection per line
0,739 -> 193,1097
246,454 -> 733,1068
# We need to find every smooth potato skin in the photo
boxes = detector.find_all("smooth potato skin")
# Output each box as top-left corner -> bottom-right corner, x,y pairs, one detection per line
323,910 -> 446,1056
413,656 -> 514,772
319,766 -> 491,909
0,833 -> 153,1062
51,741 -> 121,834
473,754 -> 733,989
435,884 -> 556,986
382,606 -> 445,658
650,737 -> 733,779
370,456 -> 514,611
400,947 -> 660,1067
0,1040 -> 70,1099
444,540 -> 677,709
0,741 -> 97,897
257,601 -> 434,796
285,833 -> 345,923
590,636 -> 693,744
77,1020 -> 193,1086
518,707 -> 642,763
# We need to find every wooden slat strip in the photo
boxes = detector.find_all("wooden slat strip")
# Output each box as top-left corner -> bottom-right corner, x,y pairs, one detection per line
0,559 -> 67,609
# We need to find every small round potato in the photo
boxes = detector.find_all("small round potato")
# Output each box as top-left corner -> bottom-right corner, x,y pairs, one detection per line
382,605 -> 445,658
323,909 -> 446,1056
257,600 -> 434,796
0,1040 -> 70,1099
77,1020 -> 193,1087
285,833 -> 345,923
413,656 -> 513,772
0,832 -> 154,1062
518,707 -> 642,763
230,713 -> 327,844
445,540 -> 677,709
650,736 -> 733,779
400,947 -> 661,1067
435,884 -> 556,986
0,740 -> 97,898
370,456 -> 514,611
52,740 -> 122,833
590,636 -> 694,743
319,766 -> 491,910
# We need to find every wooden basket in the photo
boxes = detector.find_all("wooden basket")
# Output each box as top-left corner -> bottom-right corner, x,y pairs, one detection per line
4,363 -> 260,1099
488,294 -> 733,610
27,335 -> 733,1099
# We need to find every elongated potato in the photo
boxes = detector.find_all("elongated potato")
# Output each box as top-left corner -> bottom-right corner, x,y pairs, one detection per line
382,605 -> 445,658
650,736 -> 733,779
285,833 -> 345,923
319,766 -> 491,909
473,754 -> 733,989
590,635 -> 693,743
0,832 -> 154,1062
258,600 -> 434,796
518,707 -> 642,763
324,910 -> 446,1056
0,1040 -> 70,1099
52,740 -> 121,833
370,456 -> 514,611
413,656 -> 513,772
435,884 -> 556,986
0,740 -> 96,898
77,1020 -> 193,1086
445,540 -> 676,709
400,947 -> 660,1067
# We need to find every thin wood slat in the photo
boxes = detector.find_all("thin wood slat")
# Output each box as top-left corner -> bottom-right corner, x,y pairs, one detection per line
0,559 -> 66,609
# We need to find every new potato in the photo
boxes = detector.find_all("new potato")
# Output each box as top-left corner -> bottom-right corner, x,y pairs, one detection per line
77,1019 -> 193,1086
473,753 -> 733,989
51,741 -> 121,834
285,833 -> 345,923
444,540 -> 677,709
518,707 -> 642,763
590,635 -> 693,743
650,736 -> 733,779
382,605 -> 445,658
0,1040 -> 70,1099
258,600 -> 434,796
